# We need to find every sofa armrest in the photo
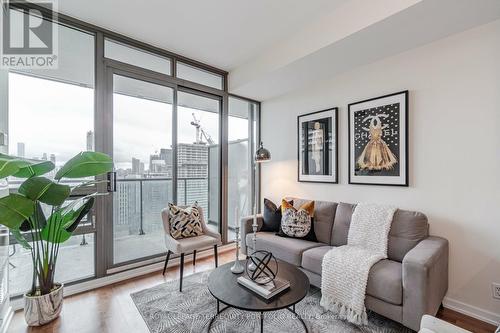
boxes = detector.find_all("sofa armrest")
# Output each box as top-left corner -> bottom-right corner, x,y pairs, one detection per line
402,236 -> 449,331
240,214 -> 263,255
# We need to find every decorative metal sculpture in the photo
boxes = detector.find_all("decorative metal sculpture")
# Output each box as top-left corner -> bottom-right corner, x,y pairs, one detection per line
245,250 -> 278,285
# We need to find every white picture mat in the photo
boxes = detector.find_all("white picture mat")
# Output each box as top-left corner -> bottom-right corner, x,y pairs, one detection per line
298,109 -> 337,182
349,93 -> 407,185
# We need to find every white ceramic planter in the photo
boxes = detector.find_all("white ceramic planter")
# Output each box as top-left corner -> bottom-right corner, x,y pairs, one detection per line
24,283 -> 63,326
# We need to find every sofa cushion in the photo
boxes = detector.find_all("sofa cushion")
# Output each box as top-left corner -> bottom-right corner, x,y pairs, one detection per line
301,247 -> 403,306
301,246 -> 332,275
331,203 -> 429,262
331,202 -> 355,246
286,197 -> 337,245
388,210 -> 429,262
246,232 -> 323,266
367,259 -> 402,305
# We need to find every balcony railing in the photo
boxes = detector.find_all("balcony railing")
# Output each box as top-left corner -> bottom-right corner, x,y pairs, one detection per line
114,177 -> 211,234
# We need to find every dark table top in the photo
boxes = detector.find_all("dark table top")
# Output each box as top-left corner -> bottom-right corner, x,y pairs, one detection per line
207,260 -> 310,312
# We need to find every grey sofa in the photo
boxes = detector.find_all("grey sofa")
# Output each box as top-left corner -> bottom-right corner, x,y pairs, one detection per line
241,198 -> 448,331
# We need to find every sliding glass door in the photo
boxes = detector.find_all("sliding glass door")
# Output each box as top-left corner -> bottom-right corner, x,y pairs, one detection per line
105,66 -> 223,269
176,90 -> 221,234
110,73 -> 174,265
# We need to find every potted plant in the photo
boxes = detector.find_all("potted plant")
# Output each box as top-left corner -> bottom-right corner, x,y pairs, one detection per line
0,151 -> 112,326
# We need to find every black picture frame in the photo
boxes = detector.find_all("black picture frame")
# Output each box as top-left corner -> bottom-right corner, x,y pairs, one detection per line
348,91 -> 409,186
297,108 -> 338,183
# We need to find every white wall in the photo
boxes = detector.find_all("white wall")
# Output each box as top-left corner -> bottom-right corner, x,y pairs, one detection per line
260,19 -> 500,324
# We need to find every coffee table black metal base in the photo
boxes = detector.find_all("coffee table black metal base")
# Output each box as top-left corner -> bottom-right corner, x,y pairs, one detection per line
207,261 -> 310,333
207,299 -> 308,333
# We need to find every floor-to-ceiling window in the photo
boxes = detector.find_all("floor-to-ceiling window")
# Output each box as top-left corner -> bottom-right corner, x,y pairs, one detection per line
6,13 -> 96,296
3,2 -> 260,297
227,97 -> 258,241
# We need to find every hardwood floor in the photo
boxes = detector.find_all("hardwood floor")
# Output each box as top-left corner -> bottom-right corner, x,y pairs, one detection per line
9,249 -> 497,333
436,307 -> 497,333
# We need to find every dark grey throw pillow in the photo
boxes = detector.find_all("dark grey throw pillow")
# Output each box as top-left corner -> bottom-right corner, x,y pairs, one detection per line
261,198 -> 292,232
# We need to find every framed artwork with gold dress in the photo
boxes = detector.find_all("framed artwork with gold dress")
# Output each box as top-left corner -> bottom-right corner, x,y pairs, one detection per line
348,91 -> 408,186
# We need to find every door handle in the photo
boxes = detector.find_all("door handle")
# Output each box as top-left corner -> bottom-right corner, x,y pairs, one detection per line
107,171 -> 116,192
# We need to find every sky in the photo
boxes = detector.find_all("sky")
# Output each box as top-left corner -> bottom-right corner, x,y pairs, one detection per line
8,72 -> 249,171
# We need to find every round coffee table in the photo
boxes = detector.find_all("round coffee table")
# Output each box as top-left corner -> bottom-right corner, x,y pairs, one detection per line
207,260 -> 310,333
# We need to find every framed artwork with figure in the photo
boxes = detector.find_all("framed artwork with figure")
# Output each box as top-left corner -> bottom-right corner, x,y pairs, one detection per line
297,108 -> 338,183
348,91 -> 408,186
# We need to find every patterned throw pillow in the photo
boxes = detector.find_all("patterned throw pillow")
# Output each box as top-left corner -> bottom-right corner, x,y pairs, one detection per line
168,202 -> 204,239
278,200 -> 316,240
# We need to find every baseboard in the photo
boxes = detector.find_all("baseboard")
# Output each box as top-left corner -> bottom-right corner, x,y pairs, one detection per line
443,296 -> 500,326
0,306 -> 13,333
10,244 -> 234,312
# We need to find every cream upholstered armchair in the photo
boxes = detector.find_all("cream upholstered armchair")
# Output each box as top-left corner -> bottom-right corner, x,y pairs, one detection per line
161,205 -> 221,292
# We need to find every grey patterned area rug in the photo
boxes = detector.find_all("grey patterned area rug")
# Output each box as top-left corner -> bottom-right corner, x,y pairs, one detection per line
131,271 -> 412,333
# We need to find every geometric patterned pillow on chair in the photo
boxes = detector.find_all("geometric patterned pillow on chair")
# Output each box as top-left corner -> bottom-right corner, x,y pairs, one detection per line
168,202 -> 204,239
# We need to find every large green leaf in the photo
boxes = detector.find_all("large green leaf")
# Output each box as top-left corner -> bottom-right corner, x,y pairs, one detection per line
13,160 -> 54,178
0,154 -> 28,178
66,197 -> 94,232
55,152 -> 112,180
0,194 -> 34,229
0,154 -> 55,179
59,194 -> 98,229
40,215 -> 72,243
42,194 -> 98,243
19,202 -> 46,231
11,228 -> 31,250
19,177 -> 70,206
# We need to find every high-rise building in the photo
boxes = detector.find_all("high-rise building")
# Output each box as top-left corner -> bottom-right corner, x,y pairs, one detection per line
149,148 -> 172,177
131,157 -> 141,175
177,143 -> 208,178
50,154 -> 56,164
115,143 -> 213,236
17,142 -> 25,157
177,143 -> 209,214
86,131 -> 94,151
42,153 -> 47,160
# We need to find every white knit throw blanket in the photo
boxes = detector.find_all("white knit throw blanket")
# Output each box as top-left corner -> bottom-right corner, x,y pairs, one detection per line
320,203 -> 396,325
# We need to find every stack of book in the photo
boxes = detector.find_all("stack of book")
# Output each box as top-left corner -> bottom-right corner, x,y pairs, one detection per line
237,275 -> 290,300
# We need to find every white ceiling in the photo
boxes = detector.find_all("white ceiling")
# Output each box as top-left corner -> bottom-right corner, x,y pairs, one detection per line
230,0 -> 500,100
54,0 -> 500,101
56,0 -> 348,71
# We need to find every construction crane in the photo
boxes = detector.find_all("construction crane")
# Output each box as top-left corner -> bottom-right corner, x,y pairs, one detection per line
190,113 -> 214,145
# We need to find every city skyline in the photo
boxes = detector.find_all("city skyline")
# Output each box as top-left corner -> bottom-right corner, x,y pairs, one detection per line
8,72 -> 249,169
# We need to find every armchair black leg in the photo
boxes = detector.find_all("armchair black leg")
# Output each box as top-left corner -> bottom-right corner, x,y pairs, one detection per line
162,250 -> 171,276
214,245 -> 218,268
179,253 -> 185,292
193,250 -> 196,266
